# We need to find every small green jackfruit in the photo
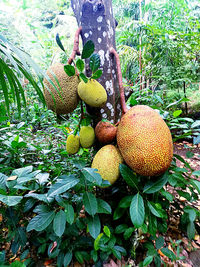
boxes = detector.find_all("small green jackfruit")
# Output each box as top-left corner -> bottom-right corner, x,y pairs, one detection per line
66,135 -> 80,154
80,126 -> 95,148
91,145 -> 123,185
78,79 -> 107,107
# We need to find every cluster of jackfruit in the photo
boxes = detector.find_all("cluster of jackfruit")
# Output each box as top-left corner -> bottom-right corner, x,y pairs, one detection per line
66,125 -> 95,155
91,105 -> 173,186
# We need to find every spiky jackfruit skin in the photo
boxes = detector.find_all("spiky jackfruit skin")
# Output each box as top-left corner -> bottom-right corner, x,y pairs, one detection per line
66,135 -> 80,154
117,105 -> 173,177
80,126 -> 95,148
92,145 -> 123,185
43,63 -> 79,114
78,79 -> 107,107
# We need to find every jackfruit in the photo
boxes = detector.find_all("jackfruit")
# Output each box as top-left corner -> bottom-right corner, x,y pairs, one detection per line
80,126 -> 95,148
66,134 -> 80,154
117,105 -> 173,177
91,145 -> 123,185
43,63 -> 79,114
78,79 -> 107,107
95,121 -> 117,144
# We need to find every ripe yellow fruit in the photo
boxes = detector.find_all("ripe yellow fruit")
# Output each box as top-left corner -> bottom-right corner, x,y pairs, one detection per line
43,63 -> 79,114
80,126 -> 95,148
117,105 -> 173,176
78,79 -> 107,107
66,135 -> 80,154
91,145 -> 123,185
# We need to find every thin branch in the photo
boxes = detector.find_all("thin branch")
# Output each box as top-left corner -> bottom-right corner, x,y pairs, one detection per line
109,47 -> 128,115
67,26 -> 82,65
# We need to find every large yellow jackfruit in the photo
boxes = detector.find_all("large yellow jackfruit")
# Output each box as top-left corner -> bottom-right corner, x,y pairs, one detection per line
117,105 -> 173,177
79,126 -> 95,148
66,135 -> 80,154
91,145 -> 123,185
78,79 -> 107,107
43,63 -> 79,114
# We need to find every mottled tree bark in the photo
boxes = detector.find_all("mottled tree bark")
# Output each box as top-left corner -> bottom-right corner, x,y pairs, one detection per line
71,0 -> 121,125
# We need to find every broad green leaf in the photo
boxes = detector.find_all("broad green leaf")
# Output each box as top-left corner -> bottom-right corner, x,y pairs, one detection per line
24,193 -> 48,203
113,207 -> 125,220
48,175 -> 79,197
94,233 -> 103,250
186,151 -> 194,158
76,59 -> 85,72
83,192 -> 97,216
148,213 -> 157,237
0,173 -> 7,190
147,201 -> 164,218
0,195 -> 23,206
65,203 -> 74,225
53,210 -> 66,237
192,171 -> 200,177
27,211 -> 55,232
91,69 -> 103,80
191,120 -> 200,128
64,65 -> 75,77
88,214 -> 101,239
56,33 -> 65,52
89,53 -> 100,73
75,251 -> 84,264
187,221 -> 195,240
82,40 -> 95,59
160,247 -> 176,261
64,251 -> 72,266
82,168 -> 102,186
173,110 -> 182,117
143,172 -> 168,194
118,196 -> 133,208
191,179 -> 200,194
143,256 -> 153,266
120,164 -> 139,190
160,189 -> 174,201
115,224 -> 128,234
155,236 -> 164,249
79,73 -> 88,83
130,193 -> 145,228
103,226 -> 111,238
97,198 -> 112,214
184,207 -> 196,222
123,227 -> 135,240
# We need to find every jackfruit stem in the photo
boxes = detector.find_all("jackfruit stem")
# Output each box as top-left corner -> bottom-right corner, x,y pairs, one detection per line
68,27 -> 82,65
109,47 -> 128,115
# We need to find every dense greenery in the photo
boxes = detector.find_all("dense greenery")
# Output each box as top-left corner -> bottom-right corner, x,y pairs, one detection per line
0,0 -> 200,266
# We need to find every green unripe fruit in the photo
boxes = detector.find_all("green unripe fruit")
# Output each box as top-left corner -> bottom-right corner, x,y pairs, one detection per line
78,79 -> 107,107
91,145 -> 123,185
80,126 -> 95,148
66,135 -> 80,154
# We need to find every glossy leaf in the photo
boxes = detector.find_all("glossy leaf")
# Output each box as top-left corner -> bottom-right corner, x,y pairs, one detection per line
83,192 -> 97,216
130,193 -> 145,228
53,210 -> 66,237
81,40 -> 95,59
64,64 -> 75,77
88,214 -> 101,239
89,53 -> 100,73
143,172 -> 168,194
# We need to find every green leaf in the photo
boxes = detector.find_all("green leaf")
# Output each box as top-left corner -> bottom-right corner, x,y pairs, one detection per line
143,172 -> 168,194
94,233 -> 103,250
160,189 -> 174,201
48,175 -> 79,197
75,251 -> 84,264
82,168 -> 102,186
192,171 -> 200,177
0,173 -> 7,190
27,211 -> 55,232
191,120 -> 200,128
76,59 -> 85,72
148,213 -> 157,237
88,214 -> 101,239
191,179 -> 200,194
155,236 -> 164,249
147,201 -> 165,218
82,40 -> 95,59
103,226 -> 111,238
97,199 -> 112,214
160,247 -> 176,261
10,261 -> 26,267
115,224 -> 128,234
186,151 -> 194,158
184,207 -> 196,222
79,73 -> 88,83
64,251 -> 72,266
83,192 -> 97,216
64,65 -> 75,77
56,33 -> 65,52
89,53 -> 100,73
0,195 -> 23,206
143,256 -> 153,266
53,210 -> 66,237
173,110 -> 182,117
130,193 -> 145,228
118,196 -> 133,208
113,207 -> 125,220
123,227 -> 135,240
120,164 -> 139,190
65,203 -> 74,225
91,69 -> 103,80
187,221 -> 195,240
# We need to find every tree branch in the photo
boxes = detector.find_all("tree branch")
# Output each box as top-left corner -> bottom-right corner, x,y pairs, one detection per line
109,47 -> 128,115
67,26 -> 82,65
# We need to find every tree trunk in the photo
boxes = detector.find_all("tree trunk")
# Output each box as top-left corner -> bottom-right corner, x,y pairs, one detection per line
71,0 -> 121,125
